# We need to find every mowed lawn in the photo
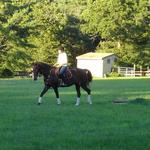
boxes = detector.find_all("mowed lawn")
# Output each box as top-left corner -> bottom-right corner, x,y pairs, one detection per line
0,78 -> 150,150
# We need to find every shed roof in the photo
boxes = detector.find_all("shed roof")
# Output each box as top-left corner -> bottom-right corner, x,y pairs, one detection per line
76,52 -> 115,60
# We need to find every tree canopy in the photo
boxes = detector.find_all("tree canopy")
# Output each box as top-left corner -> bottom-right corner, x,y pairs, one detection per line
0,0 -> 149,72
81,0 -> 150,67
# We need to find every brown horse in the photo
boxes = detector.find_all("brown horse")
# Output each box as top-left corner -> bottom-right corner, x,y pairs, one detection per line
32,62 -> 92,106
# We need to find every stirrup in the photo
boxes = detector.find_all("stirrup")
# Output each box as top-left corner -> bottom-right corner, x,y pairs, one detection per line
59,79 -> 63,85
59,79 -> 67,87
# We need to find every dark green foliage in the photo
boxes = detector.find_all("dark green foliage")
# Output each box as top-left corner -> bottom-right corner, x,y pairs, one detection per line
0,68 -> 13,77
81,0 -> 149,68
0,0 -> 149,70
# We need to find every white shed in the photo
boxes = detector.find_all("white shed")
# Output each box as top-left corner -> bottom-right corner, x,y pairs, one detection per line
76,52 -> 116,77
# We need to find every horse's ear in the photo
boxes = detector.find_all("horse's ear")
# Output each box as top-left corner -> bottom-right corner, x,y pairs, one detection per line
31,61 -> 37,66
30,62 -> 34,67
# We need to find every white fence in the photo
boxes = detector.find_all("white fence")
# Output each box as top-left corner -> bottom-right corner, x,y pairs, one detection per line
118,67 -> 150,77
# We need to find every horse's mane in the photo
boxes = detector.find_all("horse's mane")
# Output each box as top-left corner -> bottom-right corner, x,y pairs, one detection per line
35,62 -> 52,69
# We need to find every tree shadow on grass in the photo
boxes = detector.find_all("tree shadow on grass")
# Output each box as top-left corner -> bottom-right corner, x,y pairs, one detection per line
111,97 -> 150,106
129,98 -> 150,105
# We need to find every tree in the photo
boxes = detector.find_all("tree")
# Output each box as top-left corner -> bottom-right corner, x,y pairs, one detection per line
0,0 -> 149,72
29,0 -> 95,66
0,1 -> 34,71
81,0 -> 150,68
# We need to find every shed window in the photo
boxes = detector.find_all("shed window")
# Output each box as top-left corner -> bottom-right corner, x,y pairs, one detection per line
107,59 -> 110,64
114,58 -> 117,62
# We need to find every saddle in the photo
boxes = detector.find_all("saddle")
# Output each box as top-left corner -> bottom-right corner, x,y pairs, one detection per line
50,67 -> 59,77
64,68 -> 72,80
50,67 -> 72,81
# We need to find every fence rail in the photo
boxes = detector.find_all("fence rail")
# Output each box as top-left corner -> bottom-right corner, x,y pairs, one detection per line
118,67 -> 150,77
14,71 -> 32,77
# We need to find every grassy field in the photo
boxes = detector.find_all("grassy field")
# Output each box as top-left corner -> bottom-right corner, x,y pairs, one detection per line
0,78 -> 150,150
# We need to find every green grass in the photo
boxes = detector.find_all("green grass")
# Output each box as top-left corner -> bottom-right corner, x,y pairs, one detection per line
0,78 -> 150,150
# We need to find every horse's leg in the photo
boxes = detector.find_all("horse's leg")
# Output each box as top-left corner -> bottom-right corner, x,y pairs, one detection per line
38,86 -> 49,105
81,84 -> 92,105
53,87 -> 61,105
75,84 -> 81,106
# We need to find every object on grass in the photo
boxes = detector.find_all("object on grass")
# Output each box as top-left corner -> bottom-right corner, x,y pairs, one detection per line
112,98 -> 128,104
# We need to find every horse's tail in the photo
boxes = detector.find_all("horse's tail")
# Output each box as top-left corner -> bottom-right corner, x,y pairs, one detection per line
85,69 -> 92,83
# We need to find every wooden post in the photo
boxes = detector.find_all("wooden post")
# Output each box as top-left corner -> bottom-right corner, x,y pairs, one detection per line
140,66 -> 142,76
133,64 -> 136,77
146,66 -> 150,75
118,67 -> 120,74
126,68 -> 127,77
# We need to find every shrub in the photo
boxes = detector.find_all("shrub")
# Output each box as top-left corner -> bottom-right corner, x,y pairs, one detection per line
0,68 -> 14,78
107,72 -> 121,77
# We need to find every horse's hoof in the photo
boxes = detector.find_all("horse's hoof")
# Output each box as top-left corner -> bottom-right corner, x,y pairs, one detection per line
75,104 -> 80,106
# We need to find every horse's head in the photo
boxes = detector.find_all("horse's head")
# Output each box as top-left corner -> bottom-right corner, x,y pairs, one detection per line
32,62 -> 52,80
32,63 -> 41,80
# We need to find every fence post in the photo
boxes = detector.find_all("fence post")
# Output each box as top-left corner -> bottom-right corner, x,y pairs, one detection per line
126,68 -> 127,77
140,66 -> 142,76
118,67 -> 120,74
133,64 -> 136,77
